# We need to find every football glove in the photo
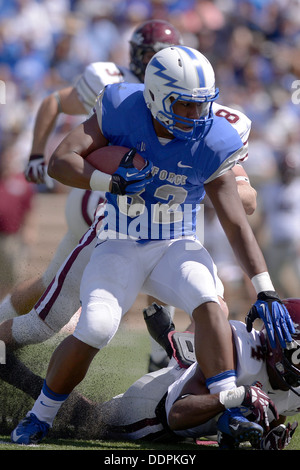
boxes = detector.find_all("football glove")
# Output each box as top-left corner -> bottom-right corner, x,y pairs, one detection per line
24,154 -> 54,188
111,148 -> 153,195
245,291 -> 295,348
259,422 -> 298,450
241,385 -> 278,430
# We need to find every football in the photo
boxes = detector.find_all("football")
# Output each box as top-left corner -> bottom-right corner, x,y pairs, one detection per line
85,146 -> 146,175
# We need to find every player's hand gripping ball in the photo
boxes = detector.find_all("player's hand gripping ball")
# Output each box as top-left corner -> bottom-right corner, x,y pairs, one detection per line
85,146 -> 153,195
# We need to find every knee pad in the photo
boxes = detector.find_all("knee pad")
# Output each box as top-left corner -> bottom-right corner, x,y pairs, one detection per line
73,299 -> 121,349
12,310 -> 55,346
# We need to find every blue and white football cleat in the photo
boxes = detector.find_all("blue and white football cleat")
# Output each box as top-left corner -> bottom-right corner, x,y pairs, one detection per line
217,408 -> 263,449
11,413 -> 49,445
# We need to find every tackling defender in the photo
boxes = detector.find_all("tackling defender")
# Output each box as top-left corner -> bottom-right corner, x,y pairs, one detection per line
11,46 -> 294,444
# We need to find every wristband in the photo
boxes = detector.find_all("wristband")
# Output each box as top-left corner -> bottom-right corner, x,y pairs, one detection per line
251,272 -> 275,294
89,169 -> 111,192
219,386 -> 245,409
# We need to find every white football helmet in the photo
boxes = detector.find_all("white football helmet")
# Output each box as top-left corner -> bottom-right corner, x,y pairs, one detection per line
144,46 -> 219,140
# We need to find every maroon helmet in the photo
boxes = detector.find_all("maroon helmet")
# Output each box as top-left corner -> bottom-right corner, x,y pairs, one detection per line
260,298 -> 300,395
129,19 -> 183,81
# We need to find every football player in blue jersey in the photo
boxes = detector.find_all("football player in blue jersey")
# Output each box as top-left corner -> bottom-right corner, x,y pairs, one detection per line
0,19 -> 185,373
11,46 -> 295,445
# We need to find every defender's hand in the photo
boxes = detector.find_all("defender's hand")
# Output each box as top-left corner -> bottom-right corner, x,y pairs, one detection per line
242,385 -> 278,430
24,155 -> 54,188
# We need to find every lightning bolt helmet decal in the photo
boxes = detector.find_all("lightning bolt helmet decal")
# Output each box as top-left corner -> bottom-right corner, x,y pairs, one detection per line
144,46 -> 219,140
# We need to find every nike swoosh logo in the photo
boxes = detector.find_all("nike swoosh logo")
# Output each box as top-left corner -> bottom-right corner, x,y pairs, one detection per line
229,424 -> 240,431
126,171 -> 142,178
178,161 -> 193,169
40,401 -> 55,408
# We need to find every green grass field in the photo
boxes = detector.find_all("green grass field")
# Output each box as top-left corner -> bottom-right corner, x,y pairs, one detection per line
0,324 -> 299,452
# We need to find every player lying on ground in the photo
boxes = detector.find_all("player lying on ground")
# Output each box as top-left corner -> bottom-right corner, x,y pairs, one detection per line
10,299 -> 300,450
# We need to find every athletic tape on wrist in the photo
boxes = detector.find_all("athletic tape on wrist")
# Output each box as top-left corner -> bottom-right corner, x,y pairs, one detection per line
251,272 -> 275,294
219,386 -> 245,409
90,169 -> 111,192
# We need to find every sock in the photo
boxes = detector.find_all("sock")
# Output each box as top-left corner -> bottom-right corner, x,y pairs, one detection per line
30,381 -> 69,426
0,295 -> 19,322
206,370 -> 236,394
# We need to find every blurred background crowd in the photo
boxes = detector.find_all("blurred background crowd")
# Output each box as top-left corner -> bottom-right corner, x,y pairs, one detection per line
0,0 -> 300,316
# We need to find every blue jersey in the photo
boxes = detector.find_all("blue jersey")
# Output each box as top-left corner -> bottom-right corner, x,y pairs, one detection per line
94,83 -> 244,240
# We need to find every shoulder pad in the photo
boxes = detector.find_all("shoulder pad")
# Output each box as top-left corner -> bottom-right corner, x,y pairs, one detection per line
75,62 -> 124,112
85,62 -> 124,85
212,102 -> 251,145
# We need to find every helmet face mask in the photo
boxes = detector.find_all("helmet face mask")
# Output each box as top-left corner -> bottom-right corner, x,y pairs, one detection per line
129,20 -> 183,82
144,46 -> 219,141
261,298 -> 300,394
158,89 -> 217,140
